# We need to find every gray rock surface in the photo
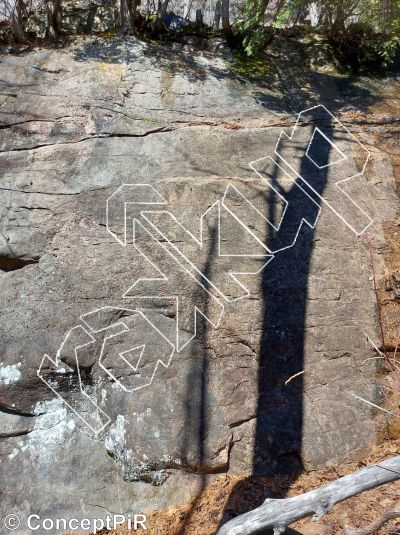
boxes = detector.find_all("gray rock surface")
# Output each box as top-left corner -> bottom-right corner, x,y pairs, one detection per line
0,36 -> 399,533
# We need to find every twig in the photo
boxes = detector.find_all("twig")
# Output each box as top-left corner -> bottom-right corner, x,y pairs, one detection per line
367,239 -> 391,369
343,506 -> 400,535
345,391 -> 400,420
394,325 -> 400,362
284,370 -> 305,385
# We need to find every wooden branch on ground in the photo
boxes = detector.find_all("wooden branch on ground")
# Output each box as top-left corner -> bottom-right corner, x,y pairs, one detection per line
343,505 -> 400,535
216,456 -> 400,535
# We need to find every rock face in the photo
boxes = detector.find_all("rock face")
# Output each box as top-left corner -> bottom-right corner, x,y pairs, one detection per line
0,37 -> 399,532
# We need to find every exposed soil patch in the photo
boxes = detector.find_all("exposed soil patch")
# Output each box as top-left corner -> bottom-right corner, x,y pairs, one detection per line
86,440 -> 400,535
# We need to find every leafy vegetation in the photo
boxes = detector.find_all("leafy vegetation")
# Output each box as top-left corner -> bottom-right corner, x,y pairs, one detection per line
238,0 -> 400,71
1,0 -> 399,72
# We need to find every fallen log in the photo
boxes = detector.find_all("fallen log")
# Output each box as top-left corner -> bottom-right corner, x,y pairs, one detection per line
216,456 -> 400,535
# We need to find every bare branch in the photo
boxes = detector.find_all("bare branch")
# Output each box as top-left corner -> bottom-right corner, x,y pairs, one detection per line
216,456 -> 400,535
367,239 -> 390,367
343,506 -> 400,535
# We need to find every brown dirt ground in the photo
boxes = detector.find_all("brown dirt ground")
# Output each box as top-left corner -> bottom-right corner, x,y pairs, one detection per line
90,439 -> 400,535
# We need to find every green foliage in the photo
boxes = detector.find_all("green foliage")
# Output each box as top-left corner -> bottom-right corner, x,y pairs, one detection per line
238,0 -> 309,54
237,0 -> 272,55
369,0 -> 400,65
273,0 -> 307,29
231,49 -> 272,78
237,0 -> 400,69
3,0 -> 399,72
326,0 -> 400,70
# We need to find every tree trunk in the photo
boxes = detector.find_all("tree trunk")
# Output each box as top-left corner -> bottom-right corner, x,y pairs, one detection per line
183,0 -> 192,20
216,455 -> 400,535
129,0 -> 140,30
214,0 -> 221,29
333,0 -> 346,32
221,0 -> 234,43
11,13 -> 26,42
159,0 -> 169,17
117,0 -> 129,32
116,0 -> 139,32
11,0 -> 27,42
195,8 -> 203,25
46,0 -> 62,38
